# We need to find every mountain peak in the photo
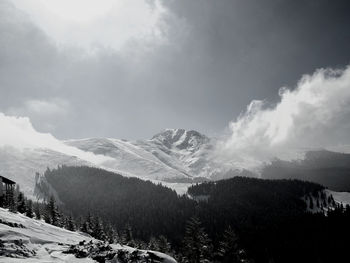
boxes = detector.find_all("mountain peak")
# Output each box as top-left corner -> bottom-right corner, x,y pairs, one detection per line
151,129 -> 209,150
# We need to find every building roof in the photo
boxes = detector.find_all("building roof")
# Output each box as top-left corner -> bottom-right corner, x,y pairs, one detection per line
0,175 -> 16,185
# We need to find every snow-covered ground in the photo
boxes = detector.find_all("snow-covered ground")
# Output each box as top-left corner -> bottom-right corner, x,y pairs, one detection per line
0,147 -> 93,199
65,129 -> 230,182
0,207 -> 94,262
0,128 -> 239,198
326,189 -> 350,206
0,208 -> 176,262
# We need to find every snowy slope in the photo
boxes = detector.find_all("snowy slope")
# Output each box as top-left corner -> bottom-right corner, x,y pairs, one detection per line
0,207 -> 94,262
0,113 -> 238,197
65,129 -> 237,182
326,189 -> 350,206
0,114 -> 113,198
0,147 -> 94,199
0,208 -> 176,262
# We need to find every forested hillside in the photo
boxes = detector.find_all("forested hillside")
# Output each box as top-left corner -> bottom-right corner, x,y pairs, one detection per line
33,166 -> 350,262
36,166 -> 196,243
37,166 -> 350,262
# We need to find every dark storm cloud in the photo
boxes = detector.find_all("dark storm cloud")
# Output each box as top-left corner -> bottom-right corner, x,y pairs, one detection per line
0,0 -> 350,139
154,0 -> 350,129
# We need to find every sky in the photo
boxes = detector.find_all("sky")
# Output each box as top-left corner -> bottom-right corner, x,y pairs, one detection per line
1,0 -> 350,140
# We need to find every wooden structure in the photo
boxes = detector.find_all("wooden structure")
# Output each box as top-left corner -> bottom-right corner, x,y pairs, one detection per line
0,175 -> 16,197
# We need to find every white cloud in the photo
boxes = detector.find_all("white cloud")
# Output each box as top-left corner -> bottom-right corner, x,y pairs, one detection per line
7,98 -> 70,132
217,66 -> 350,169
9,0 -> 167,52
0,112 -> 112,164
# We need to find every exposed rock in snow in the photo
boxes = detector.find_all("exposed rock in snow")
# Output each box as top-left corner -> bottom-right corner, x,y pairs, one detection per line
66,129 -> 239,184
0,122 -> 241,197
0,208 -> 176,262
0,207 -> 93,261
64,240 -> 176,263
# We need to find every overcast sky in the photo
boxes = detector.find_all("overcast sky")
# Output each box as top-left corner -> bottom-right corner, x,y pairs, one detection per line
1,0 -> 350,139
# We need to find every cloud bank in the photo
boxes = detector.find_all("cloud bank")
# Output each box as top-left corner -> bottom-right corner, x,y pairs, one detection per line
1,0 -> 350,139
217,66 -> 350,169
0,112 -> 112,164
9,0 -> 165,51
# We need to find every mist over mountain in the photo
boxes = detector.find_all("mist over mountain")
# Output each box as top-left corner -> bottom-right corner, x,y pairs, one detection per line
262,150 -> 350,191
65,128 -> 242,182
0,115 -> 246,198
3,108 -> 350,199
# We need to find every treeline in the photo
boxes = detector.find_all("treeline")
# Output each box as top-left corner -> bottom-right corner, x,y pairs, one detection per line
36,166 -> 196,244
0,184 -> 251,262
0,186 -> 79,232
36,166 -> 350,262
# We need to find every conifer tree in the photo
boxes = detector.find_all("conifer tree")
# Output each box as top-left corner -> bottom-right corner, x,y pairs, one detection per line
105,224 -> 118,244
16,192 -> 26,213
120,224 -> 135,247
66,215 -> 76,231
7,187 -> 17,213
182,216 -> 212,263
34,202 -> 41,220
148,237 -> 160,251
93,217 -> 106,240
217,226 -> 250,263
158,235 -> 172,254
309,197 -> 314,210
81,213 -> 93,235
46,196 -> 60,226
25,199 -> 34,218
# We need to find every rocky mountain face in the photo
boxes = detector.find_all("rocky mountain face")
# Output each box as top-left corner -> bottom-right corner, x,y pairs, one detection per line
0,128 -> 239,198
4,127 -> 350,198
65,129 -> 234,183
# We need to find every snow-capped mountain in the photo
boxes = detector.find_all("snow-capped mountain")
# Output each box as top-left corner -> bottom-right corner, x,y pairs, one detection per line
65,129 -> 235,183
0,114 -> 237,198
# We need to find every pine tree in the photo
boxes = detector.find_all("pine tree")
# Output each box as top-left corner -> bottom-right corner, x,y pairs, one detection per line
120,224 -> 135,247
158,235 -> 172,254
25,199 -> 34,218
46,196 -> 60,226
182,216 -> 212,263
309,197 -> 314,210
7,187 -> 17,213
105,224 -> 118,244
217,226 -> 250,263
16,192 -> 26,214
66,215 -> 76,231
61,215 -> 68,229
92,217 -> 106,240
81,213 -> 93,235
323,198 -> 327,207
148,237 -> 160,251
34,202 -> 41,220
